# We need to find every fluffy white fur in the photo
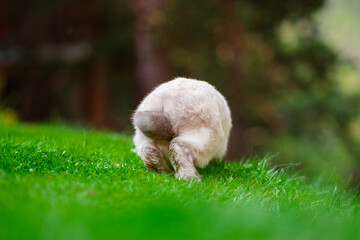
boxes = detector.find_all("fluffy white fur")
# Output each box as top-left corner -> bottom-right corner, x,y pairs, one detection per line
132,77 -> 232,181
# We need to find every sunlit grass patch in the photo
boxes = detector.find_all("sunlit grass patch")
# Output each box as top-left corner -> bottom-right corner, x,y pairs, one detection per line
0,123 -> 359,239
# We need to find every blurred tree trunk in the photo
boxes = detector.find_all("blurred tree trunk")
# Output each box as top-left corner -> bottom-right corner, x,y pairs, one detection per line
216,0 -> 247,158
81,57 -> 108,128
0,0 -> 6,38
130,0 -> 169,104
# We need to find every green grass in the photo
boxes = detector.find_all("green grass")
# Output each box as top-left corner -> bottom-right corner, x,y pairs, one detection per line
1,123 -> 360,240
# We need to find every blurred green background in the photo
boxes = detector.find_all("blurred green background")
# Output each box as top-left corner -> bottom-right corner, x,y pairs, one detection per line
1,0 -> 360,186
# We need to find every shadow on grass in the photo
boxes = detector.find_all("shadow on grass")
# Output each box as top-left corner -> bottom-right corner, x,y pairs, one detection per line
198,160 -> 253,181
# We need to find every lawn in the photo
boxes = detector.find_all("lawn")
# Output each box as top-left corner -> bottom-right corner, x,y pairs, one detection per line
1,123 -> 360,240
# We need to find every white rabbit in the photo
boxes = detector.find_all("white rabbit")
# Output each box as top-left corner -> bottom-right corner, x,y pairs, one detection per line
132,77 -> 232,181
